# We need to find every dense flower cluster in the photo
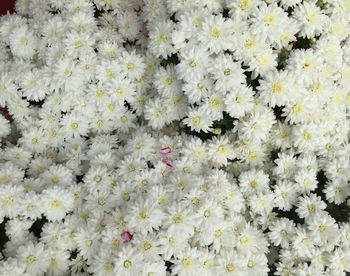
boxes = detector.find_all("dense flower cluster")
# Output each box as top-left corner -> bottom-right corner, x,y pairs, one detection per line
0,0 -> 350,275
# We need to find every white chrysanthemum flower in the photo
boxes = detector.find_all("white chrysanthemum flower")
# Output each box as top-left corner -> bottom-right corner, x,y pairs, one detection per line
199,14 -> 230,54
9,25 -> 38,59
42,187 -> 74,221
273,181 -> 298,211
16,242 -> 49,276
144,98 -> 169,129
239,168 -> 270,196
114,247 -> 144,276
208,136 -> 235,167
226,87 -> 253,119
295,194 -> 327,219
74,228 -> 100,261
294,169 -> 318,194
293,1 -> 329,38
164,204 -> 196,240
182,76 -> 213,104
249,46 -> 278,76
216,250 -> 245,275
176,46 -> 209,82
171,247 -> 201,276
60,112 -> 90,138
324,180 -> 350,204
127,198 -> 164,235
268,217 -> 295,248
250,3 -> 288,43
40,164 -> 73,188
209,54 -> 246,91
119,50 -> 146,81
258,70 -> 293,107
149,20 -> 175,58
46,249 -> 70,276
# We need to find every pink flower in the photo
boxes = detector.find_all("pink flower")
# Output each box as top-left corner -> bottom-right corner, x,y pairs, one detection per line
121,230 -> 133,244
160,146 -> 172,155
162,159 -> 175,169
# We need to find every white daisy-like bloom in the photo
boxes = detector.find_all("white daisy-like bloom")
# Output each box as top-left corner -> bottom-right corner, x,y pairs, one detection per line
324,180 -> 350,205
293,1 -> 329,38
236,108 -> 276,143
64,30 -> 95,58
268,217 -> 296,248
224,85 -> 254,119
171,247 -> 201,276
119,50 -> 146,81
294,169 -> 318,194
60,112 -> 90,138
242,252 -> 269,276
0,72 -> 18,108
306,212 -> 339,246
182,76 -> 213,104
239,168 -> 270,196
248,192 -> 275,215
148,19 -> 175,58
209,53 -> 246,92
116,10 -> 140,41
295,193 -> 327,219
216,250 -> 245,275
203,93 -> 225,121
106,75 -> 136,104
163,203 -> 196,240
258,70 -> 293,107
292,226 -> 316,259
250,3 -> 288,44
249,46 -> 278,76
208,136 -> 235,167
273,180 -> 298,211
42,187 -> 74,221
176,46 -> 209,82
53,57 -> 84,92
199,14 -> 230,54
144,98 -> 169,129
16,241 -> 49,276
9,25 -> 38,59
114,246 -> 144,276
127,198 -> 165,235
74,228 -> 100,261
46,249 -> 70,276
154,65 -> 180,96
22,192 -> 42,220
0,0 -> 350,274
40,164 -> 73,188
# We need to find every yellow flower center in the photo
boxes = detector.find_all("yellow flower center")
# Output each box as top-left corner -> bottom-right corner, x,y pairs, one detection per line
138,209 -> 149,220
272,82 -> 283,94
214,229 -> 223,238
181,258 -> 193,269
51,199 -> 62,209
143,241 -> 152,250
226,263 -> 235,272
71,122 -> 79,130
26,255 -> 37,265
211,28 -> 222,39
20,37 -> 28,46
123,260 -> 132,269
2,196 -> 13,206
127,63 -> 135,71
172,213 -> 183,224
